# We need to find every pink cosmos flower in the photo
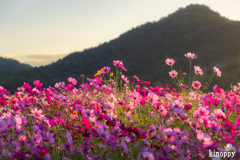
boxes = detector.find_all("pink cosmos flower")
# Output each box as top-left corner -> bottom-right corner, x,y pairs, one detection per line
185,52 -> 197,59
66,132 -> 73,143
182,72 -> 187,76
213,85 -> 223,94
158,105 -> 167,117
122,66 -> 127,72
121,137 -> 130,153
184,103 -> 192,111
121,75 -> 129,83
170,99 -> 183,109
101,66 -> 111,74
133,75 -> 140,81
147,92 -> 158,105
113,60 -> 123,67
19,135 -> 26,142
140,99 -> 146,105
130,91 -> 142,104
197,132 -> 213,147
199,116 -> 211,128
192,81 -> 201,89
30,108 -> 44,120
235,117 -> 240,127
204,95 -> 214,107
165,58 -> 175,66
213,66 -> 221,77
46,133 -> 55,144
138,151 -> 154,160
162,128 -> 177,142
33,80 -> 43,90
11,141 -> 21,152
190,121 -> 199,129
194,66 -> 203,75
169,70 -> 178,78
209,121 -> 220,133
14,115 -> 22,130
68,77 -> 77,85
212,109 -> 225,122
34,133 -> 43,144
193,106 -> 209,121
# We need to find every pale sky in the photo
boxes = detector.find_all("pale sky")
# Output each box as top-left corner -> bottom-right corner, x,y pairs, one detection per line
1,0 -> 240,67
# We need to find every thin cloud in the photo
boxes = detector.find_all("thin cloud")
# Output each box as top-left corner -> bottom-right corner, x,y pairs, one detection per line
24,53 -> 68,60
22,53 -> 69,67
1,53 -> 69,67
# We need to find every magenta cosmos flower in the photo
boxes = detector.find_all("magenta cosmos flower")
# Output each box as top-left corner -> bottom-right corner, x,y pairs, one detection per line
192,81 -> 201,89
169,70 -> 178,78
165,58 -> 175,66
113,60 -> 123,67
235,117 -> 240,127
101,66 -> 111,74
213,66 -> 221,77
184,52 -> 197,59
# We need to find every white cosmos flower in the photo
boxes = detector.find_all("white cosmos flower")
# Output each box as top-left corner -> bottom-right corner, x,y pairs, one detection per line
225,143 -> 237,152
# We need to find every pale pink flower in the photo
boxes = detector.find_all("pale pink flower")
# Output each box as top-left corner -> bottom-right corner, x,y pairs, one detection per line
14,115 -> 22,130
185,52 -> 197,59
194,66 -> 203,75
212,109 -> 225,122
192,81 -> 201,89
147,92 -> 158,105
68,77 -> 77,85
133,75 -> 140,81
130,91 -> 142,104
165,58 -> 175,66
213,66 -> 221,77
197,132 -> 213,147
30,108 -> 44,120
121,75 -> 129,83
169,70 -> 178,78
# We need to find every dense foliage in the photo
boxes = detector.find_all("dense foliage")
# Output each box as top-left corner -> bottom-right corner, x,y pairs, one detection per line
0,57 -> 31,72
0,55 -> 240,159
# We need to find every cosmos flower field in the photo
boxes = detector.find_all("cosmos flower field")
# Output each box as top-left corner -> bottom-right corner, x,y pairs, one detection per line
0,53 -> 240,160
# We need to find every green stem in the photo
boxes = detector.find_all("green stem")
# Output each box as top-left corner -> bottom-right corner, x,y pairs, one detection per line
82,77 -> 84,84
189,59 -> 191,87
202,73 -> 215,91
190,74 -> 197,90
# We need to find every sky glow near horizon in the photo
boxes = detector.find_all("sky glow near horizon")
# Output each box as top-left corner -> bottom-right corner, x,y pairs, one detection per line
1,0 -> 240,67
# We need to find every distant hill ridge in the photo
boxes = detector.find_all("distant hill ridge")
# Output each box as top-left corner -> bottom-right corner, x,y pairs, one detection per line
0,57 -> 32,71
1,4 -> 240,93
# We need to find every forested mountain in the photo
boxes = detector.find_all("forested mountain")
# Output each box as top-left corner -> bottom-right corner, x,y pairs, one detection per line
1,4 -> 240,93
0,57 -> 32,71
